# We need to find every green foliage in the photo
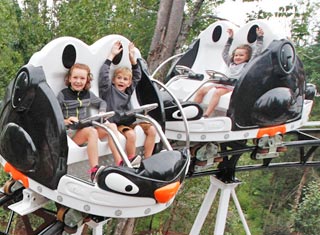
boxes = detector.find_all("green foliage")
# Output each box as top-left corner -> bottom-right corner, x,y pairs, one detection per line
16,0 -> 54,62
0,0 -> 24,96
246,0 -> 320,47
183,1 -> 224,46
135,177 -> 212,234
54,0 -> 158,58
0,166 -> 10,230
0,0 -> 53,98
297,43 -> 320,85
297,40 -> 320,120
291,180 -> 320,235
0,0 -> 320,234
0,0 -> 159,99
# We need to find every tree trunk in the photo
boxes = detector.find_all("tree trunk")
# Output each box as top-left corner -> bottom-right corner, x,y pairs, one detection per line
114,218 -> 127,235
175,0 -> 205,54
147,0 -> 185,79
121,218 -> 135,235
114,218 -> 135,235
292,154 -> 313,212
292,168 -> 310,211
148,0 -> 173,56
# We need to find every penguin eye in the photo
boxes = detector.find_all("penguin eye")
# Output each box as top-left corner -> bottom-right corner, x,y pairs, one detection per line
279,42 -> 295,74
212,25 -> 222,42
12,70 -> 30,108
105,173 -> 139,194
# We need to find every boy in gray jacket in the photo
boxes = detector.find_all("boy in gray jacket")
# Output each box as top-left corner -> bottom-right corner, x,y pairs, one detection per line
99,41 -> 156,166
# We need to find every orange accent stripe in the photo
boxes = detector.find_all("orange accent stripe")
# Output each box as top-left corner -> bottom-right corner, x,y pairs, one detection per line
257,125 -> 286,138
4,162 -> 29,188
154,181 -> 180,203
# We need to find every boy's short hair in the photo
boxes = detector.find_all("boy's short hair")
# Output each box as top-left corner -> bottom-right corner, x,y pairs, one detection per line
113,67 -> 132,81
231,44 -> 253,63
65,63 -> 93,90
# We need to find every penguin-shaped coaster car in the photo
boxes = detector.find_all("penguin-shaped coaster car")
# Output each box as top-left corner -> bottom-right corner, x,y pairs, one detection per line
0,34 -> 189,221
160,19 -> 315,148
156,20 -> 317,178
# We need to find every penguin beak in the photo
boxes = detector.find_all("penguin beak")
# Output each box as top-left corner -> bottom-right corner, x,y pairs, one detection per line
154,181 -> 181,203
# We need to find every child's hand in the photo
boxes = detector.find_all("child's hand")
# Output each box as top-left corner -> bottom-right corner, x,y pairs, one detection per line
65,116 -> 78,125
129,42 -> 137,65
129,42 -> 135,58
109,41 -> 123,60
227,28 -> 234,38
256,27 -> 264,37
98,112 -> 108,122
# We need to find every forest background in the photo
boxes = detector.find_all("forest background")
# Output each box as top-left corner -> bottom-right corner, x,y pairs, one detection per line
0,0 -> 320,234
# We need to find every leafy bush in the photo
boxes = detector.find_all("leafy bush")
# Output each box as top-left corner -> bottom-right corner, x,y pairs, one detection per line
291,180 -> 320,235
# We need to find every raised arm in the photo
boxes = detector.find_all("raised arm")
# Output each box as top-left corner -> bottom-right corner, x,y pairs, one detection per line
98,61 -> 113,101
108,40 -> 123,61
99,41 -> 123,101
222,28 -> 234,65
250,27 -> 264,61
129,42 -> 137,65
127,42 -> 142,94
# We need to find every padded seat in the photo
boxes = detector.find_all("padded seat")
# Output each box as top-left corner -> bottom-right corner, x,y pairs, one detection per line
201,86 -> 232,114
139,150 -> 187,182
28,35 -> 159,165
165,19 -> 283,118
167,78 -> 232,115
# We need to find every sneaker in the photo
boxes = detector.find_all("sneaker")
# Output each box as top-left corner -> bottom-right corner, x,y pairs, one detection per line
129,155 -> 142,168
117,155 -> 142,168
89,165 -> 104,183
